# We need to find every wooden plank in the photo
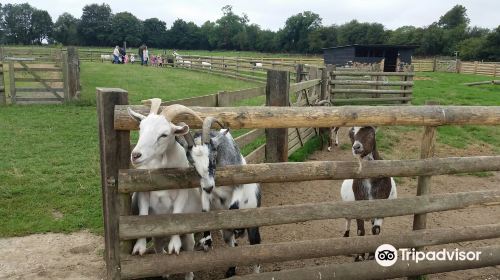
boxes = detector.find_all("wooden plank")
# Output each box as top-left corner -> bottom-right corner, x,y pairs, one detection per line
331,71 -> 414,76
9,62 -> 16,104
244,143 -> 266,164
16,87 -> 64,92
232,245 -> 500,280
15,78 -> 63,82
67,47 -> 80,100
97,88 -> 131,280
120,224 -> 500,279
62,50 -> 70,102
13,67 -> 61,71
331,80 -> 414,86
119,190 -> 500,239
234,129 -> 265,147
15,97 -> 63,102
265,70 -> 289,163
332,97 -> 412,104
217,86 -> 265,106
115,105 -> 500,130
331,89 -> 413,94
289,79 -> 321,93
162,93 -> 218,107
0,65 -> 5,105
117,156 -> 500,193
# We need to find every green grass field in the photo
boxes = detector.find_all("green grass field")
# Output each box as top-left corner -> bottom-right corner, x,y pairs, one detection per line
0,62 -> 499,237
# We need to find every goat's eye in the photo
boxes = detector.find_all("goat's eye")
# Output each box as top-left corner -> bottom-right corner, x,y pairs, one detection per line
159,134 -> 168,138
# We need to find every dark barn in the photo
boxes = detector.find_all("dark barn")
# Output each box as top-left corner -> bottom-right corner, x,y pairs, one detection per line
323,44 -> 417,72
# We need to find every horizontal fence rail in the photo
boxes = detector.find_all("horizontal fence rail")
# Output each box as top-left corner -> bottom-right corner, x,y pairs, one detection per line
232,245 -> 500,280
119,224 -> 500,279
114,105 -> 500,130
118,156 -> 500,192
119,190 -> 500,239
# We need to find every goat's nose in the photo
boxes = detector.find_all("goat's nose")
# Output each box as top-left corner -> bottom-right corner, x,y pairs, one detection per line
353,143 -> 361,150
131,152 -> 142,160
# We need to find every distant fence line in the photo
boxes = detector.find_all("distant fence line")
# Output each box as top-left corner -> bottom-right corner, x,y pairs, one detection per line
413,58 -> 500,77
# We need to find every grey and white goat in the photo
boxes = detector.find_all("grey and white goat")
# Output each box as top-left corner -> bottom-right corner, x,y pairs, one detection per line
127,99 -> 204,280
183,117 -> 262,278
340,126 -> 397,261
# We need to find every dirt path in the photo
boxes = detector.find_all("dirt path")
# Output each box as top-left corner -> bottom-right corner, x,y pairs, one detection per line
1,128 -> 499,279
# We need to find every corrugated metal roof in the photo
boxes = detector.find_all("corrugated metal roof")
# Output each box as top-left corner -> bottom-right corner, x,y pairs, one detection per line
322,44 -> 418,50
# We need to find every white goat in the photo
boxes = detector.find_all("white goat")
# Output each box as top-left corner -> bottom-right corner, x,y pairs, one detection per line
127,100 -> 204,280
173,51 -> 191,68
100,54 -> 113,63
250,62 -> 263,70
183,117 -> 262,277
340,126 -> 397,261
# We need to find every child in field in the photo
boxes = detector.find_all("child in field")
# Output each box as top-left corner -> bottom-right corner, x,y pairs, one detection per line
130,54 -> 136,64
157,55 -> 163,67
151,54 -> 156,67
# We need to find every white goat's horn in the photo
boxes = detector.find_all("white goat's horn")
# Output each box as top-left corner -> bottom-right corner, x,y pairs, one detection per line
141,98 -> 162,115
202,116 -> 225,145
161,104 -> 203,124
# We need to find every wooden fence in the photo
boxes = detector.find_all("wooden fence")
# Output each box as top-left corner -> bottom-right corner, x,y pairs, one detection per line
329,66 -> 414,105
413,58 -> 500,77
98,69 -> 500,279
1,46 -> 80,104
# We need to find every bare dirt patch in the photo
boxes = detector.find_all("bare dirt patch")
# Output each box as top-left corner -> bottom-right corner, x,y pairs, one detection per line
1,128 -> 498,279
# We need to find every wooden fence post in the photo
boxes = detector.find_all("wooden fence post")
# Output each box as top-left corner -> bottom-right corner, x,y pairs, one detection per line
0,62 -> 5,105
8,61 -> 16,104
97,88 -> 131,280
409,101 -> 438,280
62,51 -> 70,102
67,47 -> 80,100
296,64 -> 304,83
432,56 -> 437,72
265,70 -> 289,163
474,61 -> 478,74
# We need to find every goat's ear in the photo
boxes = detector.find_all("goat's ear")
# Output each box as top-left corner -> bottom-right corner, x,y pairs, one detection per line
210,133 -> 226,148
128,108 -> 145,122
173,124 -> 189,136
220,128 -> 229,136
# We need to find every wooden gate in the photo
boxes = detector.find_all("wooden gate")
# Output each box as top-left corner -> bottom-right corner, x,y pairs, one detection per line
2,47 -> 80,105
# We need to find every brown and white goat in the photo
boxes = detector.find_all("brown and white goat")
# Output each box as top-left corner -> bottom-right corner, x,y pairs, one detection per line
340,126 -> 397,261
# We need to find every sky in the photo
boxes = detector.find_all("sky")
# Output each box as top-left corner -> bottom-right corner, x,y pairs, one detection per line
5,0 -> 500,30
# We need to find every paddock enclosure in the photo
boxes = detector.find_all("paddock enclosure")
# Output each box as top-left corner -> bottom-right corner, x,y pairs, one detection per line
0,46 -> 80,104
97,67 -> 500,279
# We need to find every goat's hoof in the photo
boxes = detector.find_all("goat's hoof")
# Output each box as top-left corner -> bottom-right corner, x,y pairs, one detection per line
225,267 -> 236,278
184,272 -> 194,280
132,239 -> 147,255
168,235 -> 182,255
354,254 -> 365,262
367,253 -> 375,260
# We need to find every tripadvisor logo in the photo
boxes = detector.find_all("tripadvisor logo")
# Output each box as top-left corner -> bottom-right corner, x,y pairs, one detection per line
375,244 -> 482,267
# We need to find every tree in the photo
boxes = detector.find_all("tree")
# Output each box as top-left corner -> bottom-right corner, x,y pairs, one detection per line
387,26 -> 422,45
308,25 -> 339,52
53,13 -> 79,45
30,9 -> 53,44
438,5 -> 469,29
419,23 -> 445,56
337,20 -> 387,46
1,3 -> 35,44
167,19 -> 201,49
78,3 -> 112,46
278,11 -> 322,52
142,18 -> 167,47
213,5 -> 248,49
109,12 -> 142,47
199,21 -> 216,50
480,26 -> 500,60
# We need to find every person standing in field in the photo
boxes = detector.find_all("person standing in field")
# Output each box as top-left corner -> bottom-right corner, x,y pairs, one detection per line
143,47 -> 149,66
138,44 -> 146,65
113,46 -> 120,64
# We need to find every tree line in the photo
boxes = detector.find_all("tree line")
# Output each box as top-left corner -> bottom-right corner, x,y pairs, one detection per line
0,3 -> 499,60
